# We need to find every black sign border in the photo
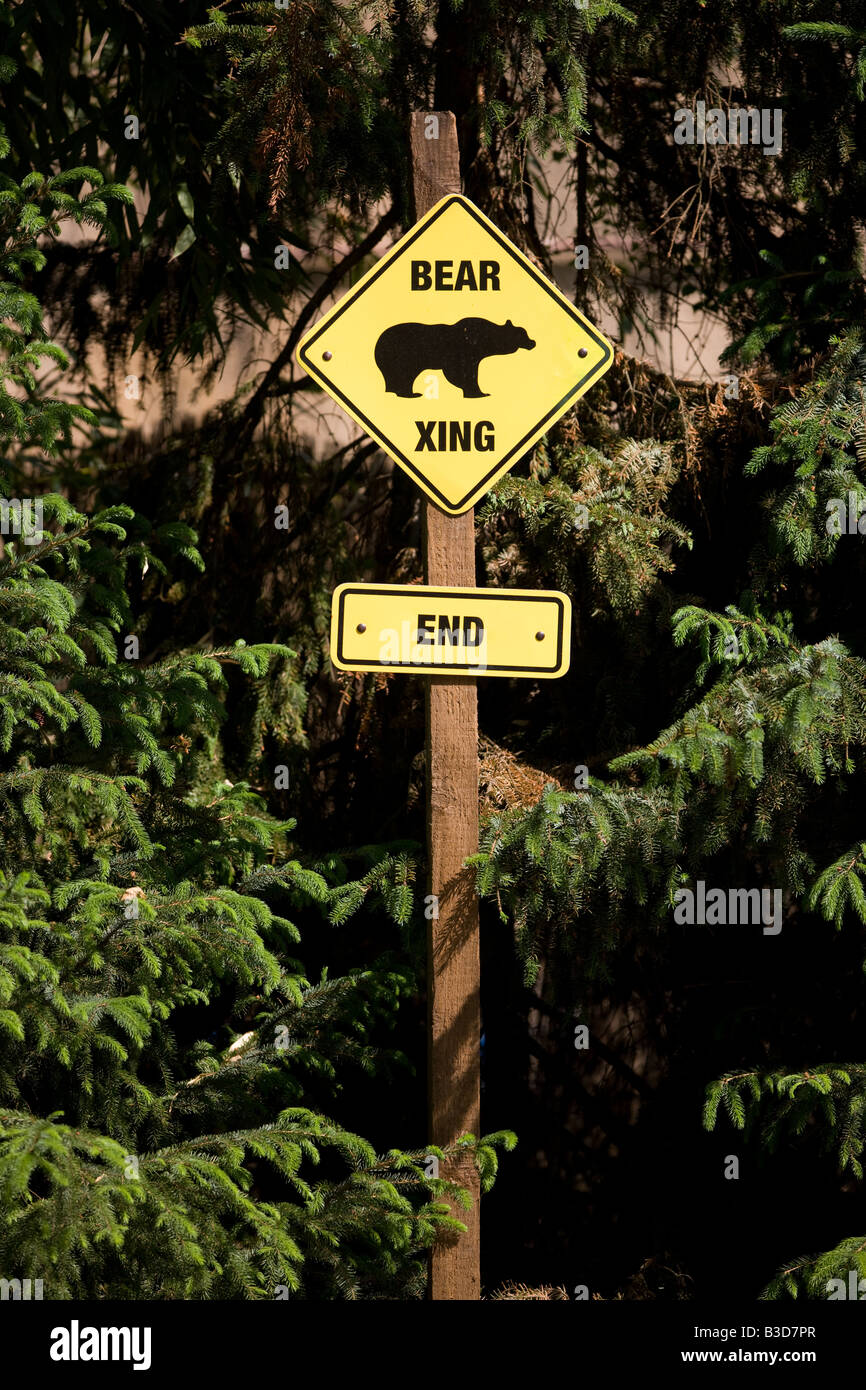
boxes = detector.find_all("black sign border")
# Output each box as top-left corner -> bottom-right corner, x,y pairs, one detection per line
298,196 -> 613,513
335,585 -> 567,675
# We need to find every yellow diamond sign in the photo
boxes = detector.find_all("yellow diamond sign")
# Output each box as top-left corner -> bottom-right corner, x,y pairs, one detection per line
297,194 -> 614,515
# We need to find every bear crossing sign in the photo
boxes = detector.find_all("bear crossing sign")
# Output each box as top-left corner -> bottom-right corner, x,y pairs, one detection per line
297,194 -> 614,515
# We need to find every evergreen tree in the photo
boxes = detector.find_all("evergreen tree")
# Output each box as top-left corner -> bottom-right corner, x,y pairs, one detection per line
473,332 -> 866,1294
0,131 -> 511,1300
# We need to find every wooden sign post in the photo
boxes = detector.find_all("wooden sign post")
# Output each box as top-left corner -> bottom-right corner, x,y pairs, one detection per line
411,111 -> 481,1303
296,113 -> 613,1301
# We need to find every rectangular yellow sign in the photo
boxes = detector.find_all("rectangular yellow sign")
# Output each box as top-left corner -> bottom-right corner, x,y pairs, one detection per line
330,583 -> 571,678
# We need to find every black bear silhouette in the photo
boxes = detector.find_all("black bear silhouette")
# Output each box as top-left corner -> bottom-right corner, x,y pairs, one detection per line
374,317 -> 536,398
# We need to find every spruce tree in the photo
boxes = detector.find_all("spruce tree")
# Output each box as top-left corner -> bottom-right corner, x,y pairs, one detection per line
473,332 -> 866,1294
0,133 -> 512,1301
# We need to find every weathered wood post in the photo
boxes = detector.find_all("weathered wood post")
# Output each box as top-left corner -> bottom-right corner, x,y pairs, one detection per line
410,110 -> 482,1302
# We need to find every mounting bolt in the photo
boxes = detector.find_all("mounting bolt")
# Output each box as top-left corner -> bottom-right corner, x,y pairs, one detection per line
578,348 -> 588,358
535,631 -> 545,641
323,350 -> 333,361
356,623 -> 367,633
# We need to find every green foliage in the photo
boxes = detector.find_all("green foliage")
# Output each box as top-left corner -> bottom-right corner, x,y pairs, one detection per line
760,1237 -> 866,1301
472,594 -> 866,980
0,0 -> 302,370
703,1066 -> 864,1178
474,334 -> 866,1292
0,0 -> 641,373
0,150 -> 131,458
0,146 -> 512,1300
704,1064 -> 866,1297
2,0 -> 864,387
745,330 -> 866,568
479,434 -> 691,615
717,254 -> 862,368
0,485 -> 479,1295
475,334 -> 866,949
